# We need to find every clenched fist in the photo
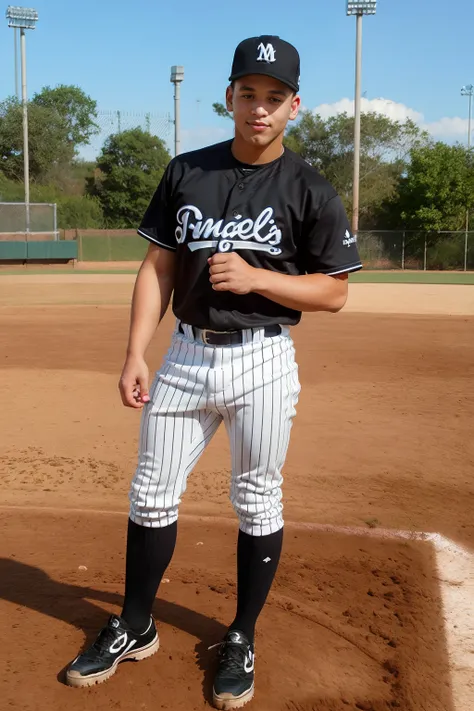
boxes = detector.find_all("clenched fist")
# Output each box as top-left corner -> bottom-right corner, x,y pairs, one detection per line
208,252 -> 258,295
118,354 -> 150,409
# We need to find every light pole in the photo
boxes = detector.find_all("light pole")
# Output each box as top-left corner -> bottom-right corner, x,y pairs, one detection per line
346,1 -> 377,237
170,66 -> 184,157
14,28 -> 20,99
6,6 -> 39,235
461,84 -> 473,271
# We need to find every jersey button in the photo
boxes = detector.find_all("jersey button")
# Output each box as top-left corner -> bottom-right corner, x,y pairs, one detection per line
232,209 -> 239,217
238,182 -> 245,190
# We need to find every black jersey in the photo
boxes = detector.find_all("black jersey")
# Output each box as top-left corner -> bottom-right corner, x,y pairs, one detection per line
138,140 -> 362,330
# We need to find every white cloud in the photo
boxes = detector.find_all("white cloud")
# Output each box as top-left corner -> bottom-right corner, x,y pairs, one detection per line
423,116 -> 469,138
311,97 -> 470,141
314,97 -> 423,124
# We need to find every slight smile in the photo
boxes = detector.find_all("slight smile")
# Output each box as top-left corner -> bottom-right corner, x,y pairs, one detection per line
247,122 -> 269,132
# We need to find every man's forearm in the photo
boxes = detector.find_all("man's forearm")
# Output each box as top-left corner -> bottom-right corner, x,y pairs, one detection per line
126,258 -> 174,358
252,270 -> 348,313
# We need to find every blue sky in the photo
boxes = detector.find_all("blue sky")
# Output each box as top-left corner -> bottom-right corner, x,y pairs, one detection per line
1,0 -> 473,158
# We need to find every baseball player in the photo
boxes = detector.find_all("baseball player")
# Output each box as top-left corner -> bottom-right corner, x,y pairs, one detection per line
66,35 -> 362,709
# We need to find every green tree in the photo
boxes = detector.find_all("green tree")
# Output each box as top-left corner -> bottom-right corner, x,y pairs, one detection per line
383,142 -> 474,231
285,111 -> 428,228
0,97 -> 73,182
213,102 -> 232,120
32,85 -> 99,150
87,128 -> 171,227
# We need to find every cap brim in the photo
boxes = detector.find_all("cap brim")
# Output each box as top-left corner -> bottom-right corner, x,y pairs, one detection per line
228,68 -> 299,93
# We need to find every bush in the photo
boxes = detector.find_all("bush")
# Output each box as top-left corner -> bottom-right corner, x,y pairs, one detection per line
0,173 -> 24,202
57,196 -> 104,229
357,231 -> 403,269
426,238 -> 465,270
0,175 -> 71,204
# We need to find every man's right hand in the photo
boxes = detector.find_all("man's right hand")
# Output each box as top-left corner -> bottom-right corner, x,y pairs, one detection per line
118,355 -> 150,409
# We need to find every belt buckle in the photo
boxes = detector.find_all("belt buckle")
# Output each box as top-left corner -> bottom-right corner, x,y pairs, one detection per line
201,329 -> 211,345
201,328 -> 222,345
200,328 -> 233,345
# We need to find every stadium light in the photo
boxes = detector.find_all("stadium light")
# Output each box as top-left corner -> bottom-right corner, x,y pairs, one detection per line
461,84 -> 473,271
5,6 -> 39,234
170,66 -> 184,157
346,0 -> 377,236
6,5 -> 38,28
346,1 -> 377,15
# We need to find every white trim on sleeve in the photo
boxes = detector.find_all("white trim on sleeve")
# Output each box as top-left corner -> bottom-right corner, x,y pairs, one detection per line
137,229 -> 177,252
326,263 -> 363,276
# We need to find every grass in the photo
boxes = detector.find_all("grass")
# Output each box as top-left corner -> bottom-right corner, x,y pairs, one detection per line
0,267 -> 473,284
363,518 -> 381,529
350,271 -> 474,285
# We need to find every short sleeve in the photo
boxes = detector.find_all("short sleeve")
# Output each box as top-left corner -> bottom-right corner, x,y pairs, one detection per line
302,194 -> 363,275
137,161 -> 177,252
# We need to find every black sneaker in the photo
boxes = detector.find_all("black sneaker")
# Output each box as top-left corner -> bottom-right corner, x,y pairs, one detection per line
211,630 -> 255,710
66,614 -> 159,688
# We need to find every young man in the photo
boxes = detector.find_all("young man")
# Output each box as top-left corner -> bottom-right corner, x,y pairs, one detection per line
66,35 -> 362,710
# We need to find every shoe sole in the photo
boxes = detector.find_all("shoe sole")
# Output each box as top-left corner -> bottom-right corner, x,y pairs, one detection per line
212,684 -> 254,710
66,633 -> 160,688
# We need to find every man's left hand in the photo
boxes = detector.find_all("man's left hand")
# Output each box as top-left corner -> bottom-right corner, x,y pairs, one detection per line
208,252 -> 258,295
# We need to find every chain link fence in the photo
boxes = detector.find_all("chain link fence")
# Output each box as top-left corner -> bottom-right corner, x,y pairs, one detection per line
69,229 -> 474,269
96,109 -> 172,139
79,109 -> 173,161
73,229 -> 148,262
0,202 -> 59,240
358,231 -> 474,271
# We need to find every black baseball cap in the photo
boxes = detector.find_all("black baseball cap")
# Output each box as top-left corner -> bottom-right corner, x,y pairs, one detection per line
229,35 -> 300,93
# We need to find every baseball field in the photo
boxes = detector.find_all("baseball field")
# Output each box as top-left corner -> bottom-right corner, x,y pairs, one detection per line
1,272 -> 473,711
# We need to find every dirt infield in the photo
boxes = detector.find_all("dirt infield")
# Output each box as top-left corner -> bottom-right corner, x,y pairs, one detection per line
0,276 -> 473,710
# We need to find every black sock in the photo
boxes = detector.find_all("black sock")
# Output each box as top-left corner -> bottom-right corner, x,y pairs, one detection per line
230,528 -> 284,643
121,518 -> 177,633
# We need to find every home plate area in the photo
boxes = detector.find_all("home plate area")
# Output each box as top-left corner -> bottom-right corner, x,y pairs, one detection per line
0,509 -> 460,711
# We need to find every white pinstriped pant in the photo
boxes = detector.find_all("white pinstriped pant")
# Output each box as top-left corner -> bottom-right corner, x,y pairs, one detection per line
128,321 -> 300,536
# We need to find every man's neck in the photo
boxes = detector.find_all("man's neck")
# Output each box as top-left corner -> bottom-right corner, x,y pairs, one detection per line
231,133 -> 284,165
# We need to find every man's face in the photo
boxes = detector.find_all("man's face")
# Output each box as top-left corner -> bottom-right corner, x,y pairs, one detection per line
226,74 -> 300,148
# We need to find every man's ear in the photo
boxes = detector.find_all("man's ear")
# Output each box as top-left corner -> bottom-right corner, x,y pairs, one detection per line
225,85 -> 234,113
289,94 -> 301,121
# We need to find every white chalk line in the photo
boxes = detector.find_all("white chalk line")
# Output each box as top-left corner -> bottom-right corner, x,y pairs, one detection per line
0,502 -> 471,554
0,502 -> 470,548
0,503 -> 472,710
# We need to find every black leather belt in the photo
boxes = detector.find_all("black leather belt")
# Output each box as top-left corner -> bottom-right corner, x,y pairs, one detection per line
178,322 -> 281,346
